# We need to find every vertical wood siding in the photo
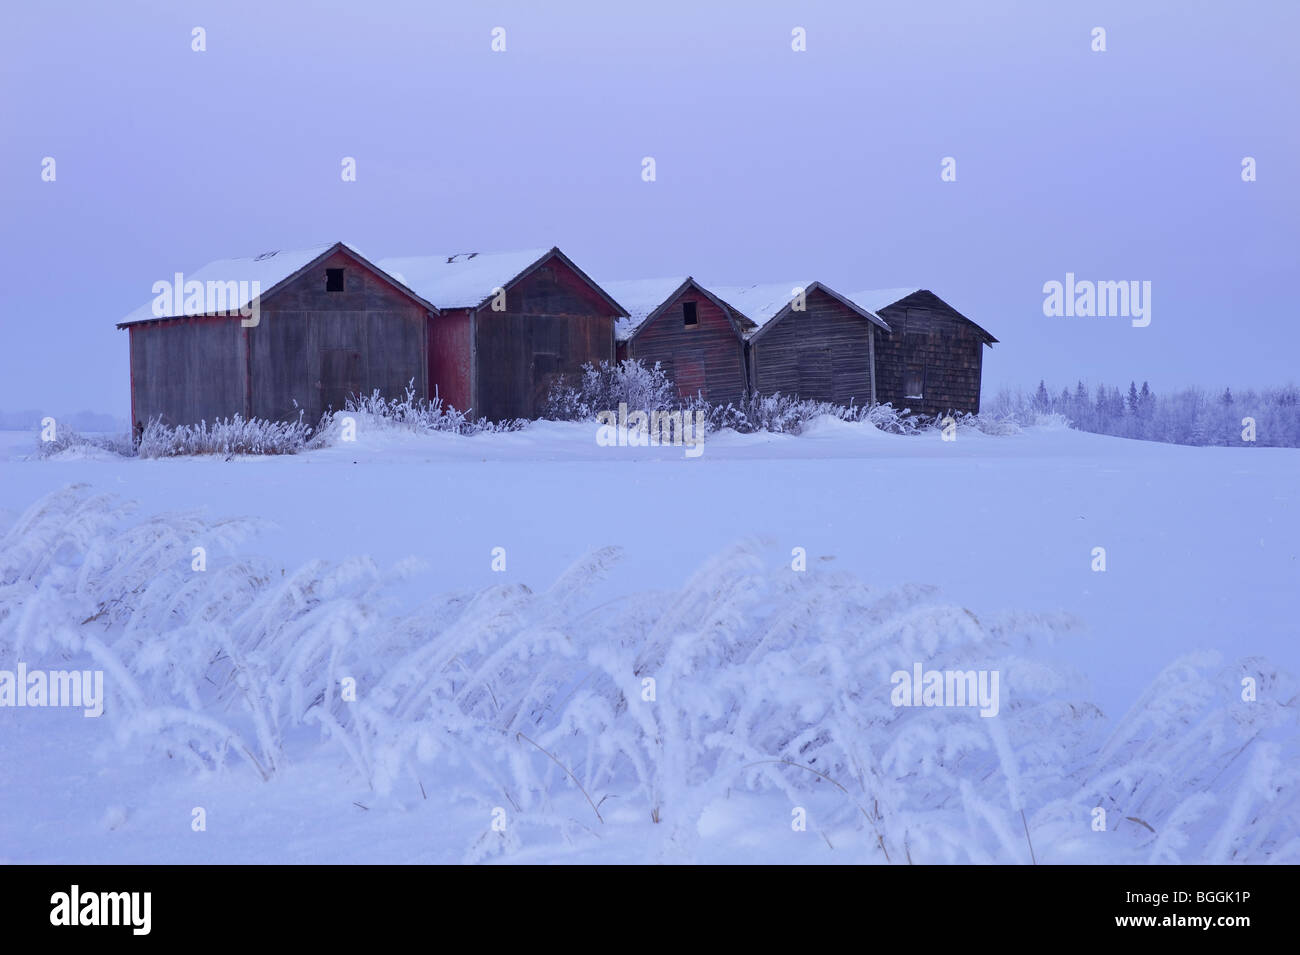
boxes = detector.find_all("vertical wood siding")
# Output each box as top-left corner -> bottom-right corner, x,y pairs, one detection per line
472,256 -> 615,420
128,316 -> 246,428
247,249 -> 428,424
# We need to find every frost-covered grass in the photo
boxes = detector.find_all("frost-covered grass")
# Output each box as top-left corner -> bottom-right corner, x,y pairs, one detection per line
137,415 -> 314,458
543,359 -> 1021,437
32,428 -> 134,460
32,367 -> 1025,463
328,380 -> 528,437
3,484 -> 1296,863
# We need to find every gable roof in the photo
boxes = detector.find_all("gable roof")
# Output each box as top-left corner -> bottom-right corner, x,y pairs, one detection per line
711,281 -> 890,340
379,246 -> 627,316
846,287 -> 923,313
846,287 -> 998,344
602,276 -> 750,342
116,241 -> 436,328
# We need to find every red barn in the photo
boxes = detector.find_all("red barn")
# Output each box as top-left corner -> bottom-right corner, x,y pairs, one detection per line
380,248 -> 626,420
116,241 -> 437,429
602,277 -> 752,403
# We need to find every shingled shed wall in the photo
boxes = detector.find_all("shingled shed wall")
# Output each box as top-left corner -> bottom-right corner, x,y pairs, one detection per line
471,257 -> 615,420
747,287 -> 877,406
623,285 -> 748,403
871,290 -> 991,415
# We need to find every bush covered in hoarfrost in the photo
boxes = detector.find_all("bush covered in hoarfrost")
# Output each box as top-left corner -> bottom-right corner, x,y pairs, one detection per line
3,484 -> 1296,863
31,428 -> 134,459
324,380 -> 528,438
136,415 -> 314,458
544,359 -> 1026,437
542,360 -> 678,422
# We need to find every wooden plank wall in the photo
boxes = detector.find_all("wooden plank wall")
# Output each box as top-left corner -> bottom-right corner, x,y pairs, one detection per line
248,249 -> 428,424
626,289 -> 748,403
472,257 -> 615,420
874,291 -> 985,415
749,288 -> 875,405
128,316 -> 246,428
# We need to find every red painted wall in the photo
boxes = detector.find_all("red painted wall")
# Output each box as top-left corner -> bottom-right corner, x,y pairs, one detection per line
429,308 -> 473,412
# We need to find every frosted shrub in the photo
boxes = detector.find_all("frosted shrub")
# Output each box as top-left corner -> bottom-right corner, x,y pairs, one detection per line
4,485 -> 1295,862
326,380 -> 527,437
32,428 -> 134,459
543,360 -> 676,420
136,415 -> 312,457
694,394 -> 926,436
544,361 -> 939,436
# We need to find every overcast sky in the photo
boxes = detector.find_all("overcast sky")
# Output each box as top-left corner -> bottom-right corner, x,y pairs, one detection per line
2,0 -> 1297,417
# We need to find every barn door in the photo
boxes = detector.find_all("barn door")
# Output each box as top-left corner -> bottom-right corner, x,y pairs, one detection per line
903,332 -> 926,401
319,348 -> 362,415
675,351 -> 707,400
796,346 -> 833,402
531,352 -> 562,417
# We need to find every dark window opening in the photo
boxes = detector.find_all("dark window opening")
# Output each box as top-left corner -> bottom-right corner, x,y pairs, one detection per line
683,301 -> 698,327
904,369 -> 925,400
326,268 -> 345,292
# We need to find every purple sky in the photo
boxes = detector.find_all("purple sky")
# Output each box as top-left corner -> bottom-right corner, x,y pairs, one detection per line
2,0 -> 1297,417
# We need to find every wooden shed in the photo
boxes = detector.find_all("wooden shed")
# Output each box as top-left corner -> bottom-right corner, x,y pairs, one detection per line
846,288 -> 997,415
602,277 -> 751,403
116,242 -> 436,430
711,282 -> 890,406
380,248 -> 626,420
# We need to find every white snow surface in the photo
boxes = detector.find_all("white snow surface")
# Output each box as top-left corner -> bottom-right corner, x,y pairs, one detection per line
378,249 -> 552,309
1,423 -> 1297,864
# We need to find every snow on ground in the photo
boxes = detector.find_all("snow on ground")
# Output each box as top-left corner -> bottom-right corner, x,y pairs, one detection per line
0,420 -> 1296,863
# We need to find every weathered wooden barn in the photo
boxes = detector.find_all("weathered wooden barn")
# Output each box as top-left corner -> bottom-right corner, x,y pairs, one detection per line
379,248 -> 626,420
709,282 -> 890,406
117,242 -> 436,429
846,288 -> 997,415
602,277 -> 752,403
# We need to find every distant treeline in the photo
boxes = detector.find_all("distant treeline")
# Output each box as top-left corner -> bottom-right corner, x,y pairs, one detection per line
984,381 -> 1300,448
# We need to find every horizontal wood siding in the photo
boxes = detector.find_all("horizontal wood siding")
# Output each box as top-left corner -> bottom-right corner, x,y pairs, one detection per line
626,290 -> 747,403
473,256 -> 615,420
749,289 -> 874,405
874,291 -> 985,415
248,249 -> 428,423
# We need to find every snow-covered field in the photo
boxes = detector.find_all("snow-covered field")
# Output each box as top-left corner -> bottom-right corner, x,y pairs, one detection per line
1,419 -> 1296,863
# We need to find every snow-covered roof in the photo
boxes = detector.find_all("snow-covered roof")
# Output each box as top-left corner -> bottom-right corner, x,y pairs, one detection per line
845,287 -> 923,313
709,282 -> 816,332
711,281 -> 889,337
602,277 -> 691,340
846,287 -> 997,343
378,248 -> 555,310
118,242 -> 365,326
